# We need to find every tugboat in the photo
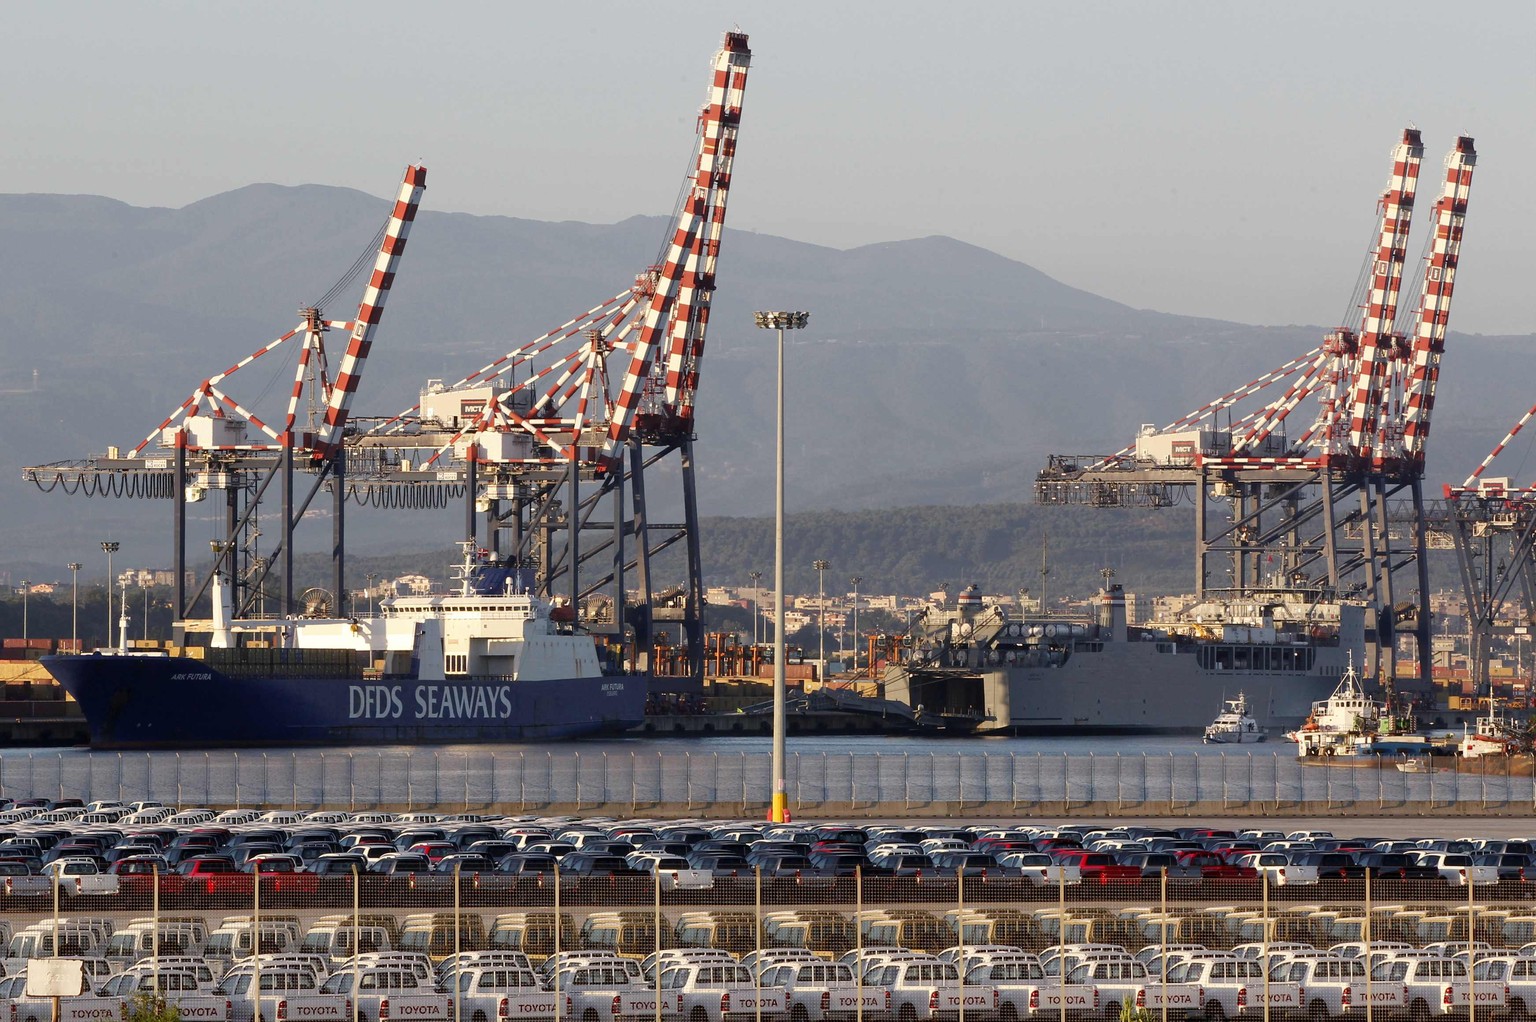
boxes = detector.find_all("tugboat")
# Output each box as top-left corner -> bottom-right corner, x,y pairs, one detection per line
1202,693 -> 1266,744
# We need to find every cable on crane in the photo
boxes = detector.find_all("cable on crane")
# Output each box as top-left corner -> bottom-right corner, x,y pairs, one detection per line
310,221 -> 389,313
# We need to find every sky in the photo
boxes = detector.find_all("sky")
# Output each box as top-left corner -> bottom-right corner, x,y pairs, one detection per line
3,0 -> 1533,336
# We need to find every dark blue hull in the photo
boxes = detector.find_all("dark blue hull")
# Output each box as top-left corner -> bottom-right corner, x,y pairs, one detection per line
42,654 -> 648,749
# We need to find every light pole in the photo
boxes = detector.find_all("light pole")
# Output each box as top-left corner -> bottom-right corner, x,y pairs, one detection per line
748,571 -> 762,649
101,542 -> 119,647
754,309 -> 809,825
68,563 -> 81,649
813,560 -> 829,673
849,576 -> 862,668
366,573 -> 379,616
19,581 -> 28,646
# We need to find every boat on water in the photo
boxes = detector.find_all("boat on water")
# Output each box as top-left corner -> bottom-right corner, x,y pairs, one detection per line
42,544 -> 647,749
1202,692 -> 1265,744
883,583 -> 1361,735
1285,655 -> 1425,757
1459,701 -> 1520,758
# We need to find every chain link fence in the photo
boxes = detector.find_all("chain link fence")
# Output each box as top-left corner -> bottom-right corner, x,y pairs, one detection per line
2,750 -> 1533,816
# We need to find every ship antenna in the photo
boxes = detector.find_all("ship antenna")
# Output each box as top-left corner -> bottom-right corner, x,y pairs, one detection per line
452,540 -> 477,598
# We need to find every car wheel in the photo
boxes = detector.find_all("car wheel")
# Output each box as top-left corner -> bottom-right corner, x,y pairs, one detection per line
1206,1000 -> 1226,1022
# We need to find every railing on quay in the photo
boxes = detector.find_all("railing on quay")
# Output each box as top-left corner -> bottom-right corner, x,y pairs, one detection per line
1,749 -> 1533,816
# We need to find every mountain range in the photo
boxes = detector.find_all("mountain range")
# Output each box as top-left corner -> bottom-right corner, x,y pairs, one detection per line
0,182 -> 1529,581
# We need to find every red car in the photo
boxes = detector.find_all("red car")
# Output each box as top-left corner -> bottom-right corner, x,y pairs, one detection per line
110,855 -> 187,896
1048,849 -> 1141,883
1175,850 -> 1258,880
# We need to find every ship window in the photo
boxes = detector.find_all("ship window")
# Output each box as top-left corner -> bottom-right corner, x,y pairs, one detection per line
445,653 -> 468,676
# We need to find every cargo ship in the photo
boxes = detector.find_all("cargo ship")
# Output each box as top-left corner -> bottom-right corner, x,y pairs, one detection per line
42,545 -> 647,748
883,583 -> 1364,735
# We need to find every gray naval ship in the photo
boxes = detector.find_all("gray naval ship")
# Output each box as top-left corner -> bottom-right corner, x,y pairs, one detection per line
883,584 -> 1365,735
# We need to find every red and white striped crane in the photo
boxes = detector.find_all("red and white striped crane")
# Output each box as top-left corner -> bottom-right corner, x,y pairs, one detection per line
368,32 -> 751,474
133,165 -> 426,458
1101,130 -> 1475,480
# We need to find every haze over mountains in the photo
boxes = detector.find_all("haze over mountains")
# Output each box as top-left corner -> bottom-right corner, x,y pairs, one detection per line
0,182 -> 1529,578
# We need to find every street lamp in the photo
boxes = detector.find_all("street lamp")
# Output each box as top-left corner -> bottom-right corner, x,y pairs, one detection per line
19,580 -> 28,646
748,571 -> 763,649
754,309 -> 809,825
849,576 -> 862,669
68,563 -> 82,649
101,542 -> 119,647
813,560 -> 829,674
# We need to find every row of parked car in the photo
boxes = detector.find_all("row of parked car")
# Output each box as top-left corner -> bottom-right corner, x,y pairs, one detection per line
4,928 -> 1536,1022
0,799 -> 1529,899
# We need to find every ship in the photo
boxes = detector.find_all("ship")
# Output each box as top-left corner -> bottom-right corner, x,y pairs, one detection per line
42,544 -> 648,749
1285,654 -> 1428,757
1202,692 -> 1265,744
882,583 -> 1367,735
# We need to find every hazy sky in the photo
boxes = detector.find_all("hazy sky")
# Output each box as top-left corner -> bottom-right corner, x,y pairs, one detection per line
4,0 -> 1532,335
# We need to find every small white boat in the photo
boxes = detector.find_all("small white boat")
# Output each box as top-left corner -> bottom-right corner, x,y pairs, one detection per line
1460,702 -> 1518,758
1203,692 -> 1266,744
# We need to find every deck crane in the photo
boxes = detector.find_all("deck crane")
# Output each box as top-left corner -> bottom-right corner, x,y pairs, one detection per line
24,165 -> 427,623
348,32 -> 752,682
1036,130 -> 1478,692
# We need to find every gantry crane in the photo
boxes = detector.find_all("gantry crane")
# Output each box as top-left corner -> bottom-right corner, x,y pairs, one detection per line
24,166 -> 428,622
1433,402 -> 1536,696
344,31 -> 753,682
1036,130 -> 1478,693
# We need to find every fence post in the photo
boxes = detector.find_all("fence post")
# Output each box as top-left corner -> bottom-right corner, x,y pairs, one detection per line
1009,752 -> 1017,811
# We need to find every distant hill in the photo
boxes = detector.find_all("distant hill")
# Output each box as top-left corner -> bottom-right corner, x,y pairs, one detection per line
0,184 -> 1529,576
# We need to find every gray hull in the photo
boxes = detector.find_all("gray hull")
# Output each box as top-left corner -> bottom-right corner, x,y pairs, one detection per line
888,640 -> 1347,735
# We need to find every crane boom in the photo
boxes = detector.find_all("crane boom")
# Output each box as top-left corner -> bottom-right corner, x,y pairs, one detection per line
1399,136 -> 1476,466
1345,127 -> 1424,462
316,164 -> 427,455
604,31 -> 751,463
